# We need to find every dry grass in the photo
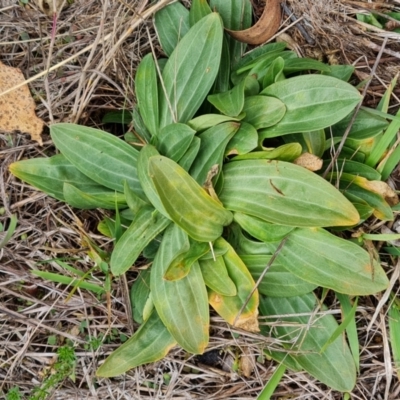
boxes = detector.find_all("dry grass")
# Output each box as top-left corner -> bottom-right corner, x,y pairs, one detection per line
1,0 -> 400,398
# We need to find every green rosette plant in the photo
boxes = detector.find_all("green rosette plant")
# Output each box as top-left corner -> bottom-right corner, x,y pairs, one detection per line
10,0 -> 400,395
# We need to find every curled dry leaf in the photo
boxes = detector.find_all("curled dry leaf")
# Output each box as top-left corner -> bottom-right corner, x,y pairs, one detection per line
0,61 -> 44,145
239,347 -> 255,378
294,152 -> 323,171
225,0 -> 281,45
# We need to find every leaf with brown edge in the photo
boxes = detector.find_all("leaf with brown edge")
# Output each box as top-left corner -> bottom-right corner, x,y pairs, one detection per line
0,61 -> 44,145
225,0 -> 281,45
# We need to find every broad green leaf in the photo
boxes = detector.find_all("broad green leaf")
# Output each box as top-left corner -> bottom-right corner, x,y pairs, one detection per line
189,122 -> 240,185
137,145 -> 169,217
209,0 -> 252,67
242,96 -> 286,130
259,293 -> 357,392
334,293 -> 360,372
130,270 -> 151,324
156,123 -> 196,162
178,136 -> 201,171
220,159 -> 360,227
225,121 -> 258,156
207,79 -> 246,117
189,0 -> 212,26
32,270 -> 105,295
283,58 -> 331,74
212,35 -> 231,94
63,183 -> 126,210
262,56 -> 285,89
233,143 -> 302,162
199,255 -> 237,296
135,54 -> 159,137
227,222 -> 276,256
281,130 -> 326,158
322,64 -> 355,81
276,227 -> 389,295
159,13 -> 223,128
96,311 -> 176,377
9,154 -> 106,202
188,114 -> 241,132
208,237 -> 259,332
132,106 -> 151,143
153,2 -> 190,57
260,75 -> 362,137
149,156 -> 233,242
241,254 -> 317,297
102,110 -> 133,125
110,206 -> 170,276
333,173 -> 394,221
234,212 -> 294,242
233,42 -> 287,75
50,123 -> 144,197
244,75 -> 260,96
164,240 -> 209,281
322,158 -> 381,181
234,51 -> 296,86
124,181 -> 147,214
151,224 -> 209,353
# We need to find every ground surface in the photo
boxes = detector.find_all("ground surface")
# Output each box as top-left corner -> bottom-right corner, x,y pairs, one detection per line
1,0 -> 400,399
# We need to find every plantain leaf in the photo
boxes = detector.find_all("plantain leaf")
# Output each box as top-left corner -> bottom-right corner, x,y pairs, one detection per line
283,58 -> 331,74
63,183 -> 127,210
199,255 -> 237,296
207,79 -> 246,117
233,143 -> 302,162
151,224 -> 209,354
389,301 -> 400,379
220,159 -> 360,227
259,293 -> 357,392
233,212 -> 294,242
110,206 -> 170,276
135,54 -> 159,137
188,114 -> 242,132
189,121 -> 240,185
132,107 -> 151,143
209,0 -> 252,67
260,75 -> 362,137
153,2 -> 190,57
164,240 -> 209,281
262,56 -> 285,89
241,254 -> 317,297
96,311 -> 176,377
159,13 -> 223,128
149,155 -> 233,242
156,123 -> 196,162
225,121 -> 258,156
276,227 -> 389,295
242,96 -> 286,130
189,0 -> 212,26
124,181 -> 147,214
178,136 -> 201,171
9,154 -> 107,202
50,123 -> 144,198
137,145 -> 169,218
130,270 -> 151,324
208,237 -> 259,332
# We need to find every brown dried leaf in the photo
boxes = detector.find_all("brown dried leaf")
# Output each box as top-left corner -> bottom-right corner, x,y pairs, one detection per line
0,61 -> 44,145
226,0 -> 281,45
294,152 -> 323,172
239,347 -> 255,378
363,180 -> 399,206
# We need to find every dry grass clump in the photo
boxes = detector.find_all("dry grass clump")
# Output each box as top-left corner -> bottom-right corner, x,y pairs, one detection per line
1,0 -> 400,398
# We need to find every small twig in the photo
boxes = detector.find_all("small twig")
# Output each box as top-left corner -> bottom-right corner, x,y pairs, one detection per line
281,3 -> 315,45
323,37 -> 388,178
233,236 -> 288,327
